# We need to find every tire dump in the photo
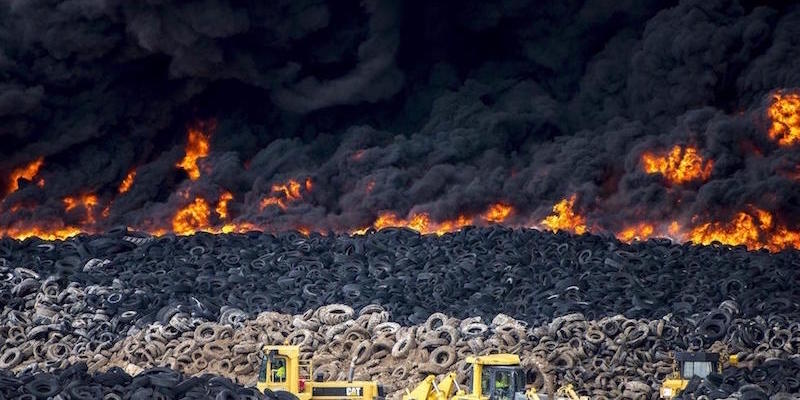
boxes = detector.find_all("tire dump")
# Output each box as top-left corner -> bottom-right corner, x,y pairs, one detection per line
2,1 -> 800,399
1,229 -> 798,399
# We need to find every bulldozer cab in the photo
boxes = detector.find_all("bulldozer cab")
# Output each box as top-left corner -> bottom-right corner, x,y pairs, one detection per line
477,365 -> 526,400
459,354 -> 528,400
256,345 -> 312,395
675,352 -> 719,379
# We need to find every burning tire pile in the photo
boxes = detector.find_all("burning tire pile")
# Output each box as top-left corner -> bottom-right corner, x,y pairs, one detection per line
1,228 -> 799,399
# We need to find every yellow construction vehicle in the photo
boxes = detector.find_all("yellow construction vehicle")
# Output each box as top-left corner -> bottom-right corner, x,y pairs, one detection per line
256,345 -> 385,400
402,353 -> 587,400
659,351 -> 738,399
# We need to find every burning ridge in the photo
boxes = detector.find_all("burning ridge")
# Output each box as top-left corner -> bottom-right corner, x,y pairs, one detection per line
3,1 -> 800,252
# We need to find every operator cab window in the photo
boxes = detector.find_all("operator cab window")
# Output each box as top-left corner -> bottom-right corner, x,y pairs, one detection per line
682,361 -> 713,379
492,370 -> 513,400
272,356 -> 287,383
258,356 -> 268,382
481,370 -> 491,394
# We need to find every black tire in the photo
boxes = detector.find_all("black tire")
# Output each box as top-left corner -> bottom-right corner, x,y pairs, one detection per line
740,391 -> 768,400
23,374 -> 60,398
274,390 -> 300,400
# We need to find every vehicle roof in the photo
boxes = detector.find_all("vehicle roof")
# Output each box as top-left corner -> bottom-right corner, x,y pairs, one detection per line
466,354 -> 521,366
675,352 -> 719,362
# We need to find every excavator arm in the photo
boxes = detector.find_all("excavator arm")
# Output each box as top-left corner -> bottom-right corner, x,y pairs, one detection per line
555,384 -> 588,400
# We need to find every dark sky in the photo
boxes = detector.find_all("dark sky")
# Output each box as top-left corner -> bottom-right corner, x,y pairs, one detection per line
2,0 -> 800,239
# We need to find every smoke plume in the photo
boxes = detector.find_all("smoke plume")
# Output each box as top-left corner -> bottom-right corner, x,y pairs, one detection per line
3,0 -> 800,250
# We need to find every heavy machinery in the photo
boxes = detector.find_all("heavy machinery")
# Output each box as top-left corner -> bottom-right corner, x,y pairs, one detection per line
659,351 -> 739,399
402,353 -> 588,400
256,345 -> 385,400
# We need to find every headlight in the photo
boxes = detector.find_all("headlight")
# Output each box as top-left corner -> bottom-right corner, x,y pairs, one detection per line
660,387 -> 673,398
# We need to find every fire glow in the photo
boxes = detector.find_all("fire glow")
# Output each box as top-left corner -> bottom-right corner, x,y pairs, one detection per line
3,111 -> 800,253
353,202 -> 514,236
260,178 -> 311,211
118,170 -> 136,194
618,223 -> 655,242
541,195 -> 587,235
641,146 -> 713,184
767,92 -> 800,146
688,208 -> 800,252
6,157 -> 44,195
176,122 -> 213,180
63,194 -> 99,224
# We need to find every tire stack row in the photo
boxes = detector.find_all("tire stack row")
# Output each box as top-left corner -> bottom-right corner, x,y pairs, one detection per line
2,227 -> 798,326
0,228 -> 799,399
4,300 -> 799,399
0,362 -> 266,400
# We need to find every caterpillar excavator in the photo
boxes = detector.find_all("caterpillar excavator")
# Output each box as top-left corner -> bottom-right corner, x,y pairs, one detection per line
255,345 -> 385,400
402,353 -> 588,400
659,351 -> 739,399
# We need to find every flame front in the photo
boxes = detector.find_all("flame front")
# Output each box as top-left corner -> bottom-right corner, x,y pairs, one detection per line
172,197 -> 211,235
7,157 -> 44,195
484,203 -> 512,223
0,225 -> 82,241
118,170 -> 136,194
216,191 -> 233,219
63,194 -> 99,224
618,223 -> 655,242
687,208 -> 800,251
176,122 -> 213,180
687,208 -> 800,252
165,191 -> 257,236
767,91 -> 800,146
260,178 -> 310,210
541,195 -> 587,234
641,146 -> 713,184
356,203 -> 514,236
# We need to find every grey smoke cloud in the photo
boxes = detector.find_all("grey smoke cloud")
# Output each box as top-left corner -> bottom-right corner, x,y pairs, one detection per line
1,0 -> 800,239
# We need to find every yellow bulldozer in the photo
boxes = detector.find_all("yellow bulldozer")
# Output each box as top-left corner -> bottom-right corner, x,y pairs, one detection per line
659,351 -> 739,399
255,345 -> 385,400
402,353 -> 588,400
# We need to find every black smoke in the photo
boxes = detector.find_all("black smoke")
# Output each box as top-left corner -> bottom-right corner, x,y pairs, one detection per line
2,0 -> 800,236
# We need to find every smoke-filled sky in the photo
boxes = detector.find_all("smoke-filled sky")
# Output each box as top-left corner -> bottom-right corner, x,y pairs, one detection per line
3,0 -> 800,245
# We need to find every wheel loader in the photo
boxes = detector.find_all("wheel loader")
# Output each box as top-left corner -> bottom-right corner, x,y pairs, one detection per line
255,345 -> 385,400
402,353 -> 588,400
659,351 -> 739,399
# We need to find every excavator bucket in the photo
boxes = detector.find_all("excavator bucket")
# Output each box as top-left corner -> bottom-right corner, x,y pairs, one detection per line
433,372 -> 458,400
403,375 -> 436,400
402,373 -> 458,400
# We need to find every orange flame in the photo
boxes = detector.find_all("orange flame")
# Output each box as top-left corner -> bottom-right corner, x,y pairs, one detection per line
767,92 -> 800,146
216,191 -> 233,219
176,123 -> 213,180
618,223 -> 655,242
541,195 -> 587,234
368,211 -> 469,235
355,203 -> 515,236
172,197 -> 211,235
171,193 -> 258,236
641,146 -> 713,184
118,170 -> 136,193
687,208 -> 800,252
63,194 -> 99,224
260,178 -> 311,211
7,157 -> 44,195
0,225 -> 82,241
484,203 -> 512,223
